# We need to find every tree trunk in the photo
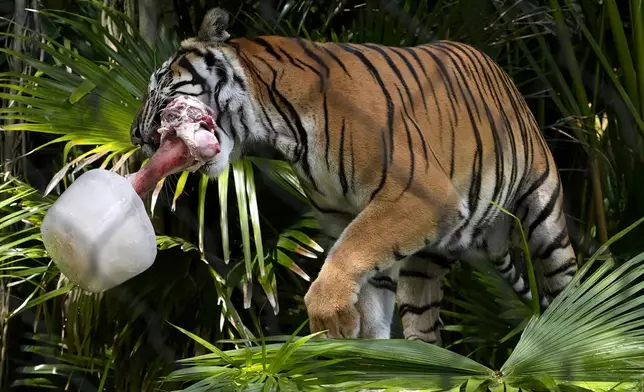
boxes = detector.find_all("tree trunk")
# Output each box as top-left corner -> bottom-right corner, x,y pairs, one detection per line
1,0 -> 27,176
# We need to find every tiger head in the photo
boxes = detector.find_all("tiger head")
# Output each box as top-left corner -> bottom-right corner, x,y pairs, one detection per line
130,7 -> 248,179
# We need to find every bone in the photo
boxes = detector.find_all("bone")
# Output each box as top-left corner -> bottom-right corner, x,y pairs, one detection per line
127,96 -> 220,197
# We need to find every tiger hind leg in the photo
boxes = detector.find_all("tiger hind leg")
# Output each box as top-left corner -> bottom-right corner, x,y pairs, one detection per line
396,252 -> 452,345
517,179 -> 578,307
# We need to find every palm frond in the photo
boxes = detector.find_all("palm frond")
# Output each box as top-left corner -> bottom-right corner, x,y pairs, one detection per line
501,217 -> 644,387
166,325 -> 495,391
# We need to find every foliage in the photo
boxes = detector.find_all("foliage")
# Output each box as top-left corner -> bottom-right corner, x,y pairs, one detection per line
164,218 -> 644,391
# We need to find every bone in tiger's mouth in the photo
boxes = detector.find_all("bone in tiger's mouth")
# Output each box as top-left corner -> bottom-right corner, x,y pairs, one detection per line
127,96 -> 221,196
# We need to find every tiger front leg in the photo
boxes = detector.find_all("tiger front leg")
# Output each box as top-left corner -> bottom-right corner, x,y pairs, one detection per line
304,198 -> 450,339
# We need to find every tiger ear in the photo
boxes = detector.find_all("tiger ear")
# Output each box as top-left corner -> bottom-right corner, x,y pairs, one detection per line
198,8 -> 231,42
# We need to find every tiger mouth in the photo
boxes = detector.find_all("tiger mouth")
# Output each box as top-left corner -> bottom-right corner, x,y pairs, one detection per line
128,96 -> 221,196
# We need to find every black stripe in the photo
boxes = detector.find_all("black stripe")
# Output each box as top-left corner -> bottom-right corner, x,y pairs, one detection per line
493,61 -> 536,190
295,58 -> 326,92
418,45 -> 460,128
400,47 -> 447,144
397,95 -> 415,194
496,260 -> 514,275
399,270 -> 434,280
250,58 -> 320,193
515,165 -> 550,210
422,46 -> 484,246
369,276 -> 397,292
177,46 -> 206,57
391,47 -> 428,111
515,282 -> 531,296
323,95 -> 331,169
338,119 -> 349,195
349,132 -> 356,192
544,258 -> 577,278
399,301 -> 440,317
238,108 -> 250,142
507,269 -> 521,285
431,44 -> 482,122
248,59 -> 299,152
297,38 -> 330,91
372,132 -> 389,200
396,86 -> 429,170
307,199 -> 354,218
259,104 -> 278,141
171,80 -> 202,91
319,43 -> 351,77
250,37 -> 282,60
419,318 -> 442,334
278,48 -> 305,70
177,55 -> 211,96
338,44 -> 393,201
233,74 -> 246,90
468,48 -> 523,206
365,43 -> 416,118
423,45 -> 484,192
414,251 -> 455,270
204,50 -> 216,68
213,62 -> 228,104
438,43 -> 507,230
537,229 -> 570,260
527,183 -> 561,239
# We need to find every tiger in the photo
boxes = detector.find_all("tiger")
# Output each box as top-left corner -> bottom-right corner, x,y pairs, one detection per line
130,7 -> 579,343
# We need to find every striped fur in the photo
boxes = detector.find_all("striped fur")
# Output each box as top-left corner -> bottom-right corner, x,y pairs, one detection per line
131,8 -> 578,342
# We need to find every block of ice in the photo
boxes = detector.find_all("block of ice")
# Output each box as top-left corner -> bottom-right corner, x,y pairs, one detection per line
40,168 -> 157,293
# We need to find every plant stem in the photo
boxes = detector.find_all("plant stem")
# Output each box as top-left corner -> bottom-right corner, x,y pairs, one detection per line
606,0 -> 640,110
590,157 -> 608,243
633,0 -> 644,118
550,0 -> 609,244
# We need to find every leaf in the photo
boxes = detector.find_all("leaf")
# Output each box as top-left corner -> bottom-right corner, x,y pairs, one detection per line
276,249 -> 310,282
501,238 -> 644,386
244,160 -> 265,278
150,177 -> 165,217
198,172 -> 209,257
108,147 -> 139,172
232,161 -> 252,283
217,165 -> 231,263
169,322 -> 238,367
277,236 -> 317,259
172,170 -> 190,212
69,78 -> 96,104
169,335 -> 495,391
281,229 -> 323,253
9,283 -> 75,317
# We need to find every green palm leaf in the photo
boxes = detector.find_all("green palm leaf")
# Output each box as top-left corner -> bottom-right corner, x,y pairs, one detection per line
167,329 -> 494,391
501,218 -> 644,387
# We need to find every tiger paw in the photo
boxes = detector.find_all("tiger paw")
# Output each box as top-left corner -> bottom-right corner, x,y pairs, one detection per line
304,273 -> 360,338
